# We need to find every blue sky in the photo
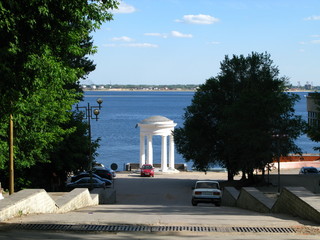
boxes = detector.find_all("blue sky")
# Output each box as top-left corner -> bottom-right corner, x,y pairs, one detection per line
85,0 -> 320,86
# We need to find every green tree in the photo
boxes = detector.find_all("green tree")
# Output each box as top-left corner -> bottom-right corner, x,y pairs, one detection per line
13,112 -> 100,191
0,0 -> 118,190
306,92 -> 320,151
174,52 -> 305,181
174,79 -> 225,171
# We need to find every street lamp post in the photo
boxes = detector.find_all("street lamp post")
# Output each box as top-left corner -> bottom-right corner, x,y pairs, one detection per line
272,133 -> 288,193
76,98 -> 103,185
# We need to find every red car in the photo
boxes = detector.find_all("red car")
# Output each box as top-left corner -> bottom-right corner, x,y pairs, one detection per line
140,164 -> 155,177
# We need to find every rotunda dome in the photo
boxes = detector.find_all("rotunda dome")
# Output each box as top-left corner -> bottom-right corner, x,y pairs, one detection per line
139,115 -> 173,125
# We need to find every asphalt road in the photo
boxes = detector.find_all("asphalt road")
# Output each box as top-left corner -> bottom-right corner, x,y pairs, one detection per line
1,171 -> 320,239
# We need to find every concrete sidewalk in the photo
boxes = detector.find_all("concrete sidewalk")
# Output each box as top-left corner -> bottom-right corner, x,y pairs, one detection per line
1,171 -> 320,239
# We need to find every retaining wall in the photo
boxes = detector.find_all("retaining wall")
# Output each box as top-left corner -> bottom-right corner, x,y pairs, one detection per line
272,187 -> 320,224
221,187 -> 239,207
0,188 -> 101,221
264,174 -> 320,193
91,188 -> 116,204
0,189 -> 57,221
236,187 -> 276,213
55,188 -> 98,213
125,163 -> 187,171
222,186 -> 320,224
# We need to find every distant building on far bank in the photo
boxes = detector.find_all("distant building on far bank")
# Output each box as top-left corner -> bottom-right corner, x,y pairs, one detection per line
307,92 -> 320,127
305,82 -> 313,90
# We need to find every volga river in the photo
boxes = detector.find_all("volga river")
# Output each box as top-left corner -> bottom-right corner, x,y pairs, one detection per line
81,91 -> 316,171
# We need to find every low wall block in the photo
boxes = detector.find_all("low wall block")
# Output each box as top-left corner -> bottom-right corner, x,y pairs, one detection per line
0,189 -> 57,221
272,187 -> 320,224
236,187 -> 276,213
264,174 -> 320,194
91,188 -> 116,204
221,187 -> 239,207
56,188 -> 98,213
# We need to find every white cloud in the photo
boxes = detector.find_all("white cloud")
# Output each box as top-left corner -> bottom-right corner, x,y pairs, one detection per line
311,40 -> 320,44
145,31 -> 193,38
112,36 -> 134,42
111,2 -> 136,14
176,14 -> 220,24
304,15 -> 320,21
124,43 -> 158,48
144,33 -> 168,38
208,41 -> 221,45
103,43 -> 158,48
171,31 -> 193,38
107,34 -> 158,48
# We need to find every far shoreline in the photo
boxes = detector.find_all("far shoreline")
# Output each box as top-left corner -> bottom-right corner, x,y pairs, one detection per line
83,88 -> 314,93
83,88 -> 196,92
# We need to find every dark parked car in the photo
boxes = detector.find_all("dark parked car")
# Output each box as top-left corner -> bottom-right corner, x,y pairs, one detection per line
93,167 -> 114,181
299,167 -> 319,174
66,177 -> 107,190
103,167 -> 116,178
71,172 -> 112,186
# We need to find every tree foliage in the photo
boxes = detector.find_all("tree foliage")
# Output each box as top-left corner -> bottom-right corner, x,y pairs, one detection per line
14,112 -> 101,191
174,52 -> 306,181
306,92 -> 320,151
0,0 -> 118,190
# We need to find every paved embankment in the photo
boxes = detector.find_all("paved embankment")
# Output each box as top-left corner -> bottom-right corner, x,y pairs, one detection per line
1,170 -> 320,239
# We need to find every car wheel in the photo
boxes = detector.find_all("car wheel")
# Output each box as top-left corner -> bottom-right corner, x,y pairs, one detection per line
191,199 -> 197,206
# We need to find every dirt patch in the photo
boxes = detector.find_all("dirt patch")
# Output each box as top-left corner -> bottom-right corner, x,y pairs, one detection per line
295,226 -> 320,235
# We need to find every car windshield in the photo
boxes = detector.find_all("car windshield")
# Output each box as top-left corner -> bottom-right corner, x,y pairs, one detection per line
143,165 -> 153,169
306,168 -> 318,173
78,179 -> 88,183
196,182 -> 218,189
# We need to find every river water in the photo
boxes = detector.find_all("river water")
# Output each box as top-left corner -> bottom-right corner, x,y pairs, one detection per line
81,91 -> 317,171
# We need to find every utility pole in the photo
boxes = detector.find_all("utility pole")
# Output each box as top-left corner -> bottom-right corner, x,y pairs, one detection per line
9,114 -> 14,194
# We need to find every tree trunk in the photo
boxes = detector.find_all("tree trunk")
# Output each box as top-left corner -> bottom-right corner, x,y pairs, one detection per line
248,170 -> 254,183
261,168 -> 265,178
241,171 -> 246,180
227,169 -> 234,181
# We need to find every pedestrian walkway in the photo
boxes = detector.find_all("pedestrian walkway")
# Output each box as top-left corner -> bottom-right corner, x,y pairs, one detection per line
1,172 -> 320,239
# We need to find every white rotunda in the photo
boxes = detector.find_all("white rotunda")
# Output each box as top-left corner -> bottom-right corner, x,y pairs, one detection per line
137,116 -> 177,172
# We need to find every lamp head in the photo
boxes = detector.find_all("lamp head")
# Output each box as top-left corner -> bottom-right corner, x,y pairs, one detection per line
97,98 -> 103,104
96,98 -> 103,109
93,109 -> 100,116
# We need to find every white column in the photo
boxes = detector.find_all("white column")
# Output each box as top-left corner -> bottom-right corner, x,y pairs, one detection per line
147,135 -> 153,165
140,134 -> 145,167
169,134 -> 175,169
161,135 -> 168,171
